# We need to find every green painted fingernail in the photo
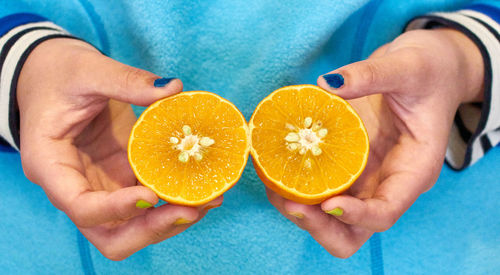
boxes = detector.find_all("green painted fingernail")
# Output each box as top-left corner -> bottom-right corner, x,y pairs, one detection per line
174,218 -> 192,225
136,200 -> 153,209
326,207 -> 343,216
288,212 -> 305,219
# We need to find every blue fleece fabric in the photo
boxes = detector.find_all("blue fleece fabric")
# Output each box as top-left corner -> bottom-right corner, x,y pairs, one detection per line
0,0 -> 499,274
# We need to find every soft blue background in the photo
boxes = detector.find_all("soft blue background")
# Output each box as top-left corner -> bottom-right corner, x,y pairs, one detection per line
0,0 -> 499,274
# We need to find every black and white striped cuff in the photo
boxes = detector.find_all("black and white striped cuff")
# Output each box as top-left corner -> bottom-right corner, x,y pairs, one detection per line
406,9 -> 500,170
0,20 -> 76,150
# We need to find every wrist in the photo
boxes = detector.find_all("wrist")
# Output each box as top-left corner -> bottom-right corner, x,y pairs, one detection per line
434,28 -> 484,104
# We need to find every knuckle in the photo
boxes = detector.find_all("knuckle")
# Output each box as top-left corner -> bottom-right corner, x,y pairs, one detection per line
355,61 -> 379,89
145,214 -> 169,244
121,66 -> 145,91
20,152 -> 35,182
327,243 -> 359,259
110,202 -> 131,221
376,221 -> 394,232
67,206 -> 93,228
375,207 -> 399,232
99,246 -> 129,261
336,249 -> 357,259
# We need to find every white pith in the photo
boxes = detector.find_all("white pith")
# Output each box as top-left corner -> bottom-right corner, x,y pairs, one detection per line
285,117 -> 327,157
170,125 -> 214,163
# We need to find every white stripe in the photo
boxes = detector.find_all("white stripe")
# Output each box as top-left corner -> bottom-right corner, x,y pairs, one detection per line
485,130 -> 500,146
408,12 -> 500,167
0,29 -> 68,149
469,135 -> 485,166
460,9 -> 500,35
0,22 -> 63,49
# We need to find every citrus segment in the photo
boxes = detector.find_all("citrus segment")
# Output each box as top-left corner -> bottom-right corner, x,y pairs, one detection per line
250,85 -> 369,205
128,91 -> 249,206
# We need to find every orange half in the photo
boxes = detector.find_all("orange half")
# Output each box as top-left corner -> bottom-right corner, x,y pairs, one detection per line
128,91 -> 250,206
249,85 -> 369,205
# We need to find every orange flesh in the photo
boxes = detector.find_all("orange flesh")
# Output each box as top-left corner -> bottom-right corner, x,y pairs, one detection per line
128,91 -> 249,206
250,85 -> 369,205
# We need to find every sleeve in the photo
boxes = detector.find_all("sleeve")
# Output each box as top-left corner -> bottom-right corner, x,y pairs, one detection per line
405,2 -> 500,170
0,13 -> 78,150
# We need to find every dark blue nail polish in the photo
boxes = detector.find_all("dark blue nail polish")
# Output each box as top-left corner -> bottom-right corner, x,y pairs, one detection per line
154,77 -> 176,87
323,73 -> 344,89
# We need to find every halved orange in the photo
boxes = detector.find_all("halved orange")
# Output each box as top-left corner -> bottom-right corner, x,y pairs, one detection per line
128,91 -> 250,206
249,85 -> 369,205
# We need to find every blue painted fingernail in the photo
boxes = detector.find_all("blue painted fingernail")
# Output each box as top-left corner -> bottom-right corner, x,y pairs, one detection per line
323,73 -> 344,89
154,77 -> 176,87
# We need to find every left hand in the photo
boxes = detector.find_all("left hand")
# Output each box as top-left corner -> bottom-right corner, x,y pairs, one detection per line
266,28 -> 484,258
17,38 -> 222,260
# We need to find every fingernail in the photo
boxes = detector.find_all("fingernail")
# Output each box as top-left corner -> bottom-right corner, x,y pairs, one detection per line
325,207 -> 344,216
174,218 -> 192,225
136,199 -> 153,209
154,77 -> 176,87
204,203 -> 222,211
323,73 -> 344,89
288,212 -> 305,219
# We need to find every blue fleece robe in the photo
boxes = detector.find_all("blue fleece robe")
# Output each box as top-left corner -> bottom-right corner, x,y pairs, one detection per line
0,0 -> 499,274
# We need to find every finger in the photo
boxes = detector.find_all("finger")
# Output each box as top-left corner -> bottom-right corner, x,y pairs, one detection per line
321,143 -> 438,232
21,139 -> 159,228
44,164 -> 159,228
80,52 -> 183,106
265,187 -> 286,211
266,187 -> 333,232
321,194 -> 397,232
82,203 -> 202,261
266,187 -> 372,258
69,185 -> 159,228
280,195 -> 373,258
317,49 -> 421,99
198,195 -> 224,212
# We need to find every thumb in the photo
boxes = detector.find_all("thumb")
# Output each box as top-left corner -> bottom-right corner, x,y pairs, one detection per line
317,52 -> 412,99
84,54 -> 182,106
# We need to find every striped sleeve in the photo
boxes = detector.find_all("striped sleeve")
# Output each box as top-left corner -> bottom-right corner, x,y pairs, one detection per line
406,3 -> 500,170
0,13 -> 77,150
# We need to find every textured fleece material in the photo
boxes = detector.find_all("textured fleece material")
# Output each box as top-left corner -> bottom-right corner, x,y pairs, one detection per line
0,0 -> 498,274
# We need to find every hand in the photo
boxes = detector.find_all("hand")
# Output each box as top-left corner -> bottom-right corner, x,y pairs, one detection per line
17,38 -> 222,260
266,28 -> 484,258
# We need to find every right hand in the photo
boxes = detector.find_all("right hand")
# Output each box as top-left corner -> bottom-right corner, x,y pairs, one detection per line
266,28 -> 484,258
17,38 -> 223,260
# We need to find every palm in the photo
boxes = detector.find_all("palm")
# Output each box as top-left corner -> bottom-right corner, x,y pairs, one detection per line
345,95 -> 398,200
73,100 -> 137,194
347,92 -> 440,203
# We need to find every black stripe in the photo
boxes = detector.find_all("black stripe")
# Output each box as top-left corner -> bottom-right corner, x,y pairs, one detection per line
0,26 -> 59,70
408,15 -> 493,170
454,113 -> 473,142
9,34 -> 79,149
480,135 -> 493,151
463,13 -> 500,43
